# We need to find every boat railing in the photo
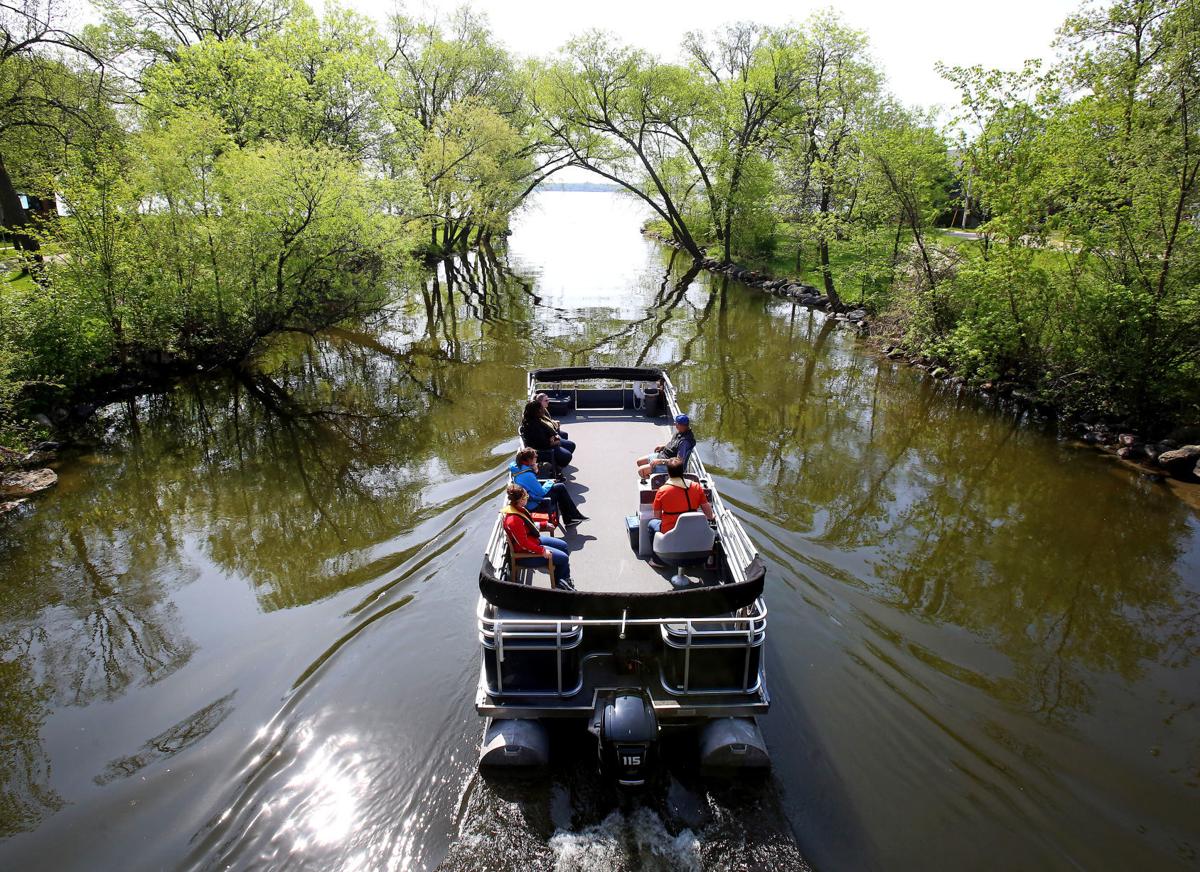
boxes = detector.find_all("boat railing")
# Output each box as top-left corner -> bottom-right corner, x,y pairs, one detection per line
477,595 -> 768,632
478,597 -> 768,699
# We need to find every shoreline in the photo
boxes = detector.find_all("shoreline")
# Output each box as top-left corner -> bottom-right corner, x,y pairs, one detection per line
641,227 -> 1200,505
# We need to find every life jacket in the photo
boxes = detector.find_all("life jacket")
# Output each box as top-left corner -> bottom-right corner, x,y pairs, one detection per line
655,477 -> 705,533
662,479 -> 700,515
501,504 -> 543,554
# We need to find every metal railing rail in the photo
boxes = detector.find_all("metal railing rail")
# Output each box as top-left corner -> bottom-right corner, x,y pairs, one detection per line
477,596 -> 767,631
480,593 -> 769,701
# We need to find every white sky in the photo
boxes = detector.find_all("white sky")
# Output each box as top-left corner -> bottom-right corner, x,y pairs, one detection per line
345,0 -> 1081,110
74,0 -> 1082,108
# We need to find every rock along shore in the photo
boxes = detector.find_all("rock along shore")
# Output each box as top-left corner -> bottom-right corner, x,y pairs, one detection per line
0,443 -> 61,516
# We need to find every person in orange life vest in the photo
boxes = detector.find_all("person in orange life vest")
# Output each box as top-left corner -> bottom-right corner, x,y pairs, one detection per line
647,458 -> 714,567
501,483 -> 576,590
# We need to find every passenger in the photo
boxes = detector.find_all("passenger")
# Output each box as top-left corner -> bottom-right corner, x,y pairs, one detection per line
648,457 -> 714,535
647,457 -> 714,567
509,448 -> 587,526
522,399 -> 573,469
635,414 -> 696,478
534,392 -> 576,453
501,483 -> 576,590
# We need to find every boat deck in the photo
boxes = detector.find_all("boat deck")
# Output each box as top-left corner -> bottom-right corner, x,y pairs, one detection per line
552,410 -> 717,593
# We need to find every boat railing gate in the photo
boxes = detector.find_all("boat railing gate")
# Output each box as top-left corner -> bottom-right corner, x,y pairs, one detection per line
478,597 -> 768,699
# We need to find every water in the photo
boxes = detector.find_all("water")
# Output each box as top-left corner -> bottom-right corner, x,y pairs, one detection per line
1,190 -> 1197,871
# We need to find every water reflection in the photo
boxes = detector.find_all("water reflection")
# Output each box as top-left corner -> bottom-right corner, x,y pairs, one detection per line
0,645 -> 63,838
95,691 -> 237,786
0,192 -> 1197,869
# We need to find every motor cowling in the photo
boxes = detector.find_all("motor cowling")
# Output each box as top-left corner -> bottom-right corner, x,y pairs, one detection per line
593,690 -> 658,786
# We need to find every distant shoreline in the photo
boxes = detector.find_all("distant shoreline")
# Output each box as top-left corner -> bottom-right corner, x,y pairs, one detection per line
535,182 -> 623,193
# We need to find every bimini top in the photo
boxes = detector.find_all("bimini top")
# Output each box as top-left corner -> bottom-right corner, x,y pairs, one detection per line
530,365 -> 666,382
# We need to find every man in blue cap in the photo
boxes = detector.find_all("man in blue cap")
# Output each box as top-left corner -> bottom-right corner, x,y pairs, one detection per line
635,414 -> 697,479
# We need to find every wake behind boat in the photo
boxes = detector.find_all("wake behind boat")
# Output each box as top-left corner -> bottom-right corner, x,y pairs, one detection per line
476,367 -> 770,786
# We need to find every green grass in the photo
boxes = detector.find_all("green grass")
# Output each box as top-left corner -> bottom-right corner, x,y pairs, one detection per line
4,270 -> 35,292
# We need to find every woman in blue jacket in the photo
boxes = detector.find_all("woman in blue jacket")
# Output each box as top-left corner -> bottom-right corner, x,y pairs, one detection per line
509,448 -> 587,525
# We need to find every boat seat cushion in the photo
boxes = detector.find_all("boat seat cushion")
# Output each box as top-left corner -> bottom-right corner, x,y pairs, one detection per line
653,512 -> 715,563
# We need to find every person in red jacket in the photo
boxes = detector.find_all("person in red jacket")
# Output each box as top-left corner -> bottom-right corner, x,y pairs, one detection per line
501,483 -> 576,590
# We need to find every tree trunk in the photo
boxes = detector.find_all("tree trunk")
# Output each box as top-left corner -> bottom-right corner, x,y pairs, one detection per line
818,239 -> 842,309
0,152 -> 40,258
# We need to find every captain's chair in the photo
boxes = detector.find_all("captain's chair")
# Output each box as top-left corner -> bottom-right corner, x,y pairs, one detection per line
653,512 -> 715,588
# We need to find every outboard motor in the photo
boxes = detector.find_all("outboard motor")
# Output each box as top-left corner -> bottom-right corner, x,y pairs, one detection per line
590,690 -> 658,787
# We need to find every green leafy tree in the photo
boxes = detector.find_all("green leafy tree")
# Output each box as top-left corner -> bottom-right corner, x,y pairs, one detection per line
682,23 -> 809,263
772,12 -> 883,307
531,34 -> 708,257
384,6 -> 548,257
96,0 -> 303,61
0,1 -> 109,256
418,98 -> 530,253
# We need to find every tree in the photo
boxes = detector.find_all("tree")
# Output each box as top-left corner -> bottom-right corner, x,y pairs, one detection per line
16,114 -> 409,398
141,35 -> 303,146
1048,0 -> 1200,420
936,0 -> 1200,421
384,6 -> 549,257
864,114 -> 953,296
682,22 -> 809,263
0,0 -> 109,256
418,98 -> 530,254
96,0 -> 302,61
531,34 -> 708,258
772,12 -> 883,308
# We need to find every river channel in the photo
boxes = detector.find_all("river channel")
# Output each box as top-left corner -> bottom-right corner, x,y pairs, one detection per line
1,191 -> 1198,871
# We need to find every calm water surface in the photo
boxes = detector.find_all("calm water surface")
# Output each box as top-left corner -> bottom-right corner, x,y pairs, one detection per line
1,191 -> 1198,871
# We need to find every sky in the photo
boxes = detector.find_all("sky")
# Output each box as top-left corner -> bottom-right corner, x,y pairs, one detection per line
342,0 -> 1082,110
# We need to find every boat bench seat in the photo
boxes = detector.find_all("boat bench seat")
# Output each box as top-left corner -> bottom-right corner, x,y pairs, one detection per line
660,613 -> 764,694
481,607 -> 584,697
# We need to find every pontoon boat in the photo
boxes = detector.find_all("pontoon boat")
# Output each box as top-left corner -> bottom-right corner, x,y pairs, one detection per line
476,367 -> 770,785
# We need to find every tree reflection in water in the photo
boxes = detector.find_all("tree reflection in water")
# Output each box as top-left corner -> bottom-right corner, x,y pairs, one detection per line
94,691 -> 237,786
0,238 -> 1196,866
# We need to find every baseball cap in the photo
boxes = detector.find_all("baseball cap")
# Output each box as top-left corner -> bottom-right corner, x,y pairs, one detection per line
674,414 -> 690,425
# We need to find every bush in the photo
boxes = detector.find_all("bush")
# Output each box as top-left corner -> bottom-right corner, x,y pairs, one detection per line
4,113 -> 409,419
